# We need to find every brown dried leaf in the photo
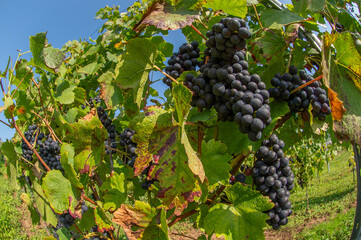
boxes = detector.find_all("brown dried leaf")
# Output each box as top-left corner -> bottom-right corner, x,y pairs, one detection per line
142,2 -> 199,30
328,87 -> 346,121
82,108 -> 96,122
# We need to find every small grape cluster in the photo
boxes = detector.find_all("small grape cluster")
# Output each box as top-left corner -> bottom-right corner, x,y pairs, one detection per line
82,96 -> 101,109
21,125 -> 38,161
162,41 -> 201,87
38,135 -> 62,171
252,134 -> 294,230
229,172 -> 246,185
52,212 -> 76,240
268,66 -> 331,121
97,106 -> 117,154
119,128 -> 137,167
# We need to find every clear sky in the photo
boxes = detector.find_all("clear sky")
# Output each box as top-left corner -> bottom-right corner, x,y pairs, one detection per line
0,0 -> 291,141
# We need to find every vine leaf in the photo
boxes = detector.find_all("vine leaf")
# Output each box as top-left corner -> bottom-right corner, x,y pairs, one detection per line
204,0 -> 247,19
113,201 -> 168,240
29,32 -> 64,73
94,207 -> 114,233
292,0 -> 326,13
32,181 -> 58,227
100,172 -> 127,212
260,9 -> 304,29
130,106 -> 200,210
60,143 -> 84,189
204,185 -> 273,240
250,30 -> 287,61
327,88 -> 346,121
141,1 -> 202,31
42,170 -> 78,215
98,71 -> 123,108
201,140 -> 232,186
54,80 -> 76,105
173,83 -> 205,182
13,59 -> 33,90
115,38 -> 159,107
77,208 -> 97,233
1,140 -> 19,189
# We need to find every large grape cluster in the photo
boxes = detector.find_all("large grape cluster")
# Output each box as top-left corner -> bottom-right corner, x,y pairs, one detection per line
162,41 -> 201,87
21,124 -> 38,161
119,128 -> 137,167
268,66 -> 331,121
184,18 -> 271,141
38,135 -> 62,171
252,134 -> 294,230
97,106 -> 117,154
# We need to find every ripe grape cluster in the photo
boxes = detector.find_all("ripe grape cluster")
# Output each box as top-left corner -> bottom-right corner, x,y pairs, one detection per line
252,134 -> 294,230
38,135 -> 62,171
204,17 -> 251,61
21,124 -> 38,161
268,66 -> 331,121
184,18 -> 271,141
162,41 -> 201,87
97,106 -> 117,154
119,128 -> 137,167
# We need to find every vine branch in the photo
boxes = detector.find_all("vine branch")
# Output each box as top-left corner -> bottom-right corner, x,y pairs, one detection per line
290,74 -> 323,95
153,65 -> 179,84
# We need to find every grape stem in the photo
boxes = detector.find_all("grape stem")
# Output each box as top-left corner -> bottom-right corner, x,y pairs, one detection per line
153,65 -> 179,84
168,209 -> 198,228
252,5 -> 263,29
0,119 -> 12,128
73,224 -> 85,238
31,110 -> 63,144
191,24 -> 207,41
9,111 -> 51,171
290,74 -> 323,94
0,78 -> 6,98
31,77 -> 48,119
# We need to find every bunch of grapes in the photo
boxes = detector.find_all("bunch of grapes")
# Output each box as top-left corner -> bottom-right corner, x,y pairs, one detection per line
252,134 -> 294,230
119,128 -> 137,167
97,106 -> 117,154
204,17 -> 251,61
184,18 -> 271,141
21,125 -> 38,161
268,66 -> 331,121
162,41 -> 201,87
38,134 -> 63,171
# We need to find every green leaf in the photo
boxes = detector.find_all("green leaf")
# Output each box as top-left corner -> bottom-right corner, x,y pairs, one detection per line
64,108 -> 78,123
172,83 -> 192,126
77,208 -> 96,233
33,181 -> 58,227
54,80 -> 76,105
1,140 -> 19,189
13,59 -> 33,90
250,30 -> 287,60
42,170 -> 78,214
204,185 -> 273,240
60,143 -> 84,189
73,87 -> 86,104
260,9 -> 304,29
142,1 -> 201,30
204,0 -> 247,19
56,227 -> 72,240
98,71 -> 123,108
78,62 -> 101,75
29,32 -> 64,72
115,38 -> 159,107
292,0 -> 326,13
201,140 -> 232,186
188,108 -> 216,123
0,97 -> 13,113
94,207 -> 113,232
100,172 -> 127,212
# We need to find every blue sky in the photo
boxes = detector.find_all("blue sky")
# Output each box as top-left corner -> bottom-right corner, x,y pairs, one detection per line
0,0 -> 292,141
